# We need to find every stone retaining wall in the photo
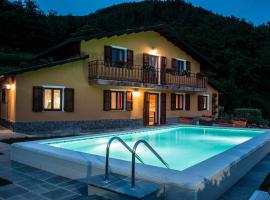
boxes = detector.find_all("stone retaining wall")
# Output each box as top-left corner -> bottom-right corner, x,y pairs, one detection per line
1,119 -> 143,133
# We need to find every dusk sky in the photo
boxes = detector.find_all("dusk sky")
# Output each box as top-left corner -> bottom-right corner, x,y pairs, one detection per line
20,0 -> 270,25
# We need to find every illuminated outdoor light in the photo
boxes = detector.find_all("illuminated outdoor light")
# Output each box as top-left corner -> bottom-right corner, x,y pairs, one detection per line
149,48 -> 157,55
6,84 -> 11,89
133,89 -> 140,97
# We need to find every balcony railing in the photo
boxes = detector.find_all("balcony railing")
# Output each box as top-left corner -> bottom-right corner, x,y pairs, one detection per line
88,60 -> 208,89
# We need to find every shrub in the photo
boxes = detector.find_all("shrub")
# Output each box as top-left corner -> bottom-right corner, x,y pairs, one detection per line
259,118 -> 269,126
234,108 -> 262,124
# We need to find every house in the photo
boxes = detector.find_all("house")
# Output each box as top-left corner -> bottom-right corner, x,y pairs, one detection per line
0,25 -> 220,132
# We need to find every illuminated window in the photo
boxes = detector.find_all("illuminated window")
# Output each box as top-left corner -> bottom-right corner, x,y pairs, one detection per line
175,94 -> 184,110
148,55 -> 158,68
111,91 -> 124,110
198,95 -> 209,111
44,88 -> 62,111
202,96 -> 208,110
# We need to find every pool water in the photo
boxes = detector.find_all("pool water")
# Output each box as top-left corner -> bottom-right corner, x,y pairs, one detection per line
46,126 -> 264,171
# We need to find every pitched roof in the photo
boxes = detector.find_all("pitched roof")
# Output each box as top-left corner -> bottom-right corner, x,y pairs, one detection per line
0,55 -> 89,78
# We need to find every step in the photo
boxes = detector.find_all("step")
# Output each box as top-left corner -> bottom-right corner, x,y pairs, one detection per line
86,174 -> 164,200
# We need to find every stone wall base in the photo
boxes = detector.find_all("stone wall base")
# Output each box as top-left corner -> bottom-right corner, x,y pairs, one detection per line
1,117 -> 201,134
1,119 -> 143,134
0,119 -> 14,130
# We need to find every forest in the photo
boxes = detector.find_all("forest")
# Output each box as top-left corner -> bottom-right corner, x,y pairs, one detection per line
0,0 -> 270,119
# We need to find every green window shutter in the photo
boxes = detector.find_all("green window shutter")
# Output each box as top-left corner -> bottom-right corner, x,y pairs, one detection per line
171,93 -> 176,110
1,89 -> 6,104
171,58 -> 177,74
64,88 -> 74,112
104,45 -> 112,66
161,56 -> 167,84
185,94 -> 190,111
212,93 -> 218,115
143,92 -> 150,126
186,61 -> 191,76
143,53 -> 149,68
103,90 -> 111,111
32,86 -> 43,112
126,91 -> 133,111
198,95 -> 203,111
160,93 -> 166,124
127,49 -> 134,68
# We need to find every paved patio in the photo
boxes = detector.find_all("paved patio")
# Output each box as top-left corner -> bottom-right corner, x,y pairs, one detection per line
0,141 -> 110,200
0,125 -> 269,200
0,126 -> 30,141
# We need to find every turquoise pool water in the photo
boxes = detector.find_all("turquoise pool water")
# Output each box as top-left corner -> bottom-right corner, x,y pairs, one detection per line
46,126 -> 264,171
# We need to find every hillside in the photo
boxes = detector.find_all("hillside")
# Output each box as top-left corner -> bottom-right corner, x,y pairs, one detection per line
0,0 -> 270,117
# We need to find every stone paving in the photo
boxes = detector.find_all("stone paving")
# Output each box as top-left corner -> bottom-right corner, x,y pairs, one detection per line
219,154 -> 270,200
0,141 -> 109,200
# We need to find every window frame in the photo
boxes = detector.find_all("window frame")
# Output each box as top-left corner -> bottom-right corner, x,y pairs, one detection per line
199,94 -> 210,111
110,90 -> 125,111
175,94 -> 185,110
175,58 -> 186,74
42,85 -> 65,112
111,45 -> 127,66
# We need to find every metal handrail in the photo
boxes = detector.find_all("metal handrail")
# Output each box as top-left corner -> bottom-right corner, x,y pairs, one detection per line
131,140 -> 170,188
104,136 -> 144,182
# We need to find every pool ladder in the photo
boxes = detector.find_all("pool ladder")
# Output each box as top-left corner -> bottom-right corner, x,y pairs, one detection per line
104,136 -> 170,188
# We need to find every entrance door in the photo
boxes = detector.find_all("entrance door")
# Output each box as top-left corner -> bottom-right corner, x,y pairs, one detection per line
143,92 -> 167,126
149,93 -> 159,125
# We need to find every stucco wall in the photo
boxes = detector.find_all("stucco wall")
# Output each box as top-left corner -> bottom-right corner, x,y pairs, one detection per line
15,59 -> 216,122
81,31 -> 201,73
166,84 -> 218,119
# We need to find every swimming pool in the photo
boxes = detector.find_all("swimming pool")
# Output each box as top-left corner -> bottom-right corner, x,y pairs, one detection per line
11,125 -> 270,200
46,126 -> 263,171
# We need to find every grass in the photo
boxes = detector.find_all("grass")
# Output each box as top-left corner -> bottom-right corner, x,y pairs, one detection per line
0,178 -> 12,186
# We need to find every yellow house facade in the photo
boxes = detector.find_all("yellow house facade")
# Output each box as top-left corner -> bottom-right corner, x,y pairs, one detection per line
0,26 -> 220,132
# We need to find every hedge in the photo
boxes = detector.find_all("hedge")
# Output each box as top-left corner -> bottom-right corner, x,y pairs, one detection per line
234,108 -> 262,124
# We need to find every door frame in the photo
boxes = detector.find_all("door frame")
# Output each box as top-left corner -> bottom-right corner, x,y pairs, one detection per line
143,92 -> 161,126
148,53 -> 161,85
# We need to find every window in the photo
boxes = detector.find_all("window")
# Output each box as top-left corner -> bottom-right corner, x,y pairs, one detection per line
175,94 -> 184,110
175,59 -> 186,74
111,47 -> 127,65
171,93 -> 186,110
33,86 -> 74,112
43,88 -> 62,111
111,91 -> 124,110
103,90 -> 133,111
198,95 -> 209,111
148,55 -> 159,69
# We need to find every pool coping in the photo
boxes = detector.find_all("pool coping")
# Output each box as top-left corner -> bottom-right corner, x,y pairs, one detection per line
10,125 -> 270,200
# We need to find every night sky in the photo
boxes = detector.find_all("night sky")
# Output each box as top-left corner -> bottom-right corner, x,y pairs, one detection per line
17,0 -> 270,25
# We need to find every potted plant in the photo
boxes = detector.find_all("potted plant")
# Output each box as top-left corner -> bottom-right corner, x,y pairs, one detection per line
231,118 -> 247,128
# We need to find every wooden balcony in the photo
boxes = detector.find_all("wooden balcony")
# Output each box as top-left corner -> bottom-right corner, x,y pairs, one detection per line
88,60 -> 208,92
